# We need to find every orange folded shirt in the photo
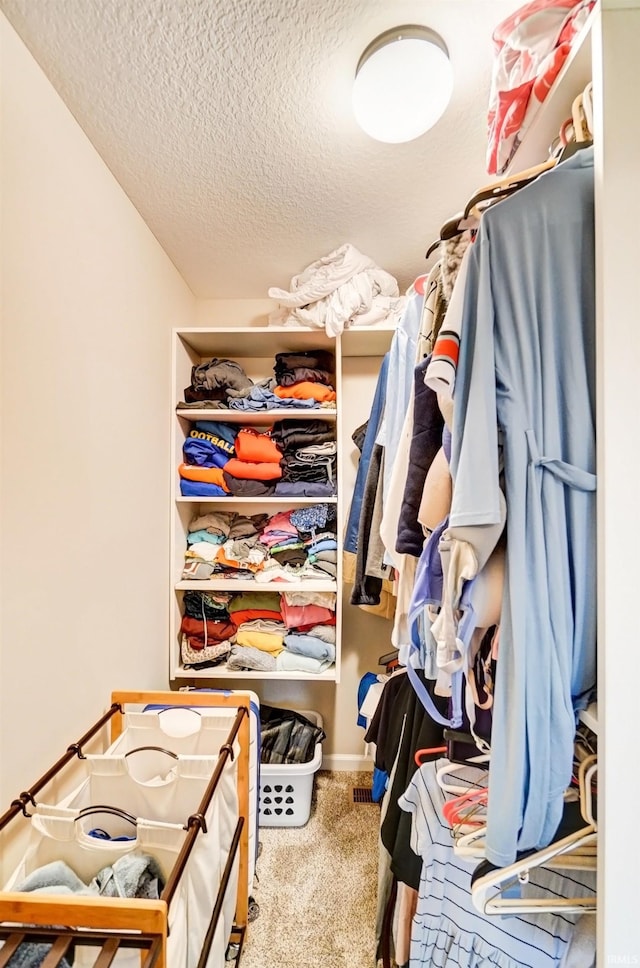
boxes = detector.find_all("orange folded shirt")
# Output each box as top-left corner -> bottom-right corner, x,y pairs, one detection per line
216,549 -> 264,573
223,458 -> 282,481
179,463 -> 230,490
235,428 -> 283,463
274,382 -> 336,403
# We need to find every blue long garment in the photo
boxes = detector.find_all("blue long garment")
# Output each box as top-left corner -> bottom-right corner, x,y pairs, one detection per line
396,355 -> 445,557
450,148 -> 596,867
343,352 -> 389,555
375,293 -> 424,512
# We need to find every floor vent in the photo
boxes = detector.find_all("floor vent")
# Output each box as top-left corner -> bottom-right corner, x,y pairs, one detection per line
352,786 -> 375,804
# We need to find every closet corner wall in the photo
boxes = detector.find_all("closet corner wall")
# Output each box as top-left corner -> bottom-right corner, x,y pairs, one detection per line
591,1 -> 640,958
0,10 -> 198,867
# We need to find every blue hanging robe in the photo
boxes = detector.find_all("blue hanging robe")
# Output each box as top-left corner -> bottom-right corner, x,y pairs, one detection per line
450,148 -> 597,867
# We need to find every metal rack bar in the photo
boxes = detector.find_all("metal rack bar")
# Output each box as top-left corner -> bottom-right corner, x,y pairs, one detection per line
0,704 -> 122,828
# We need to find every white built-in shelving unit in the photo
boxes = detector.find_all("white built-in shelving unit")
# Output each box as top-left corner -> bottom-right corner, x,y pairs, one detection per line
170,324 -> 395,683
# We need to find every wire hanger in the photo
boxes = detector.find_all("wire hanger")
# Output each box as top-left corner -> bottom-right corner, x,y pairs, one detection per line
470,820 -> 597,915
435,757 -> 489,796
74,804 -> 138,826
470,756 -> 598,915
414,745 -> 448,766
425,212 -> 478,260
425,238 -> 441,260
123,745 -> 179,760
463,157 -> 558,220
442,786 -> 489,831
555,83 -> 594,163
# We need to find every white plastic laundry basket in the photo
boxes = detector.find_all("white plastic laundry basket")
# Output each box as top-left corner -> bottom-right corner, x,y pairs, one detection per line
258,710 -> 323,828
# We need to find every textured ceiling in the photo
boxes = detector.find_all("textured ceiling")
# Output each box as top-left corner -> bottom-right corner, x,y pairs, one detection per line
0,0 -> 523,298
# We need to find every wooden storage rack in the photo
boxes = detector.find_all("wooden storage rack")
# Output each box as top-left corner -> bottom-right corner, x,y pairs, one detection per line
0,690 -> 252,968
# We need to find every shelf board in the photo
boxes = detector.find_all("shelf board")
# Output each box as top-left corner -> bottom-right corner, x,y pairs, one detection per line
176,496 -> 337,505
176,579 -> 337,592
578,702 -> 598,735
505,8 -> 594,173
172,667 -> 337,682
175,327 -> 336,357
176,408 -> 337,423
175,326 -> 396,360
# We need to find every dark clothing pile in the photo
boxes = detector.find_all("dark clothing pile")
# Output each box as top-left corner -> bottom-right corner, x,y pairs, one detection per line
260,704 -> 326,765
273,350 -> 335,386
179,590 -> 235,669
272,351 -> 337,404
183,357 -> 254,405
270,419 -> 337,495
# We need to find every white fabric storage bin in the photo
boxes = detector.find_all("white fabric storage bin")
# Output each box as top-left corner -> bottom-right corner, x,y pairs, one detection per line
109,693 -> 260,891
54,749 -> 238,968
259,711 -> 323,828
3,808 -> 189,968
107,708 -> 237,756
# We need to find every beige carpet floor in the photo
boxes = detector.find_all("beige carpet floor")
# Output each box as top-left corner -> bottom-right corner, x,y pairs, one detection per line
239,770 -> 380,968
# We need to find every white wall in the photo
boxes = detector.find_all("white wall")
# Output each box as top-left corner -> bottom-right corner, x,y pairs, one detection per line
0,19 -> 391,865
0,12 -> 196,860
195,299 -> 394,767
594,4 -> 640,962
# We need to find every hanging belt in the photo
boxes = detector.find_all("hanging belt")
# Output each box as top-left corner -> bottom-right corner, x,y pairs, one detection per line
406,607 -> 464,730
525,430 -> 596,491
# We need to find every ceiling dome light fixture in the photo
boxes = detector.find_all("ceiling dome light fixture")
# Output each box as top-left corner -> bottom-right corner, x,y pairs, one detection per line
353,25 -> 453,144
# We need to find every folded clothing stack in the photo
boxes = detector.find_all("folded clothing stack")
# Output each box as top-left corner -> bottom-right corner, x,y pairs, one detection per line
273,351 -> 337,405
225,591 -> 336,675
276,593 -> 336,673
291,504 -> 338,579
183,511 -> 266,580
179,419 -> 338,498
270,419 -> 337,497
182,357 -> 254,407
179,420 -> 237,497
182,505 -> 337,582
225,591 -> 284,673
222,427 -> 283,496
179,590 -> 235,669
178,350 -> 337,412
180,588 -> 338,675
